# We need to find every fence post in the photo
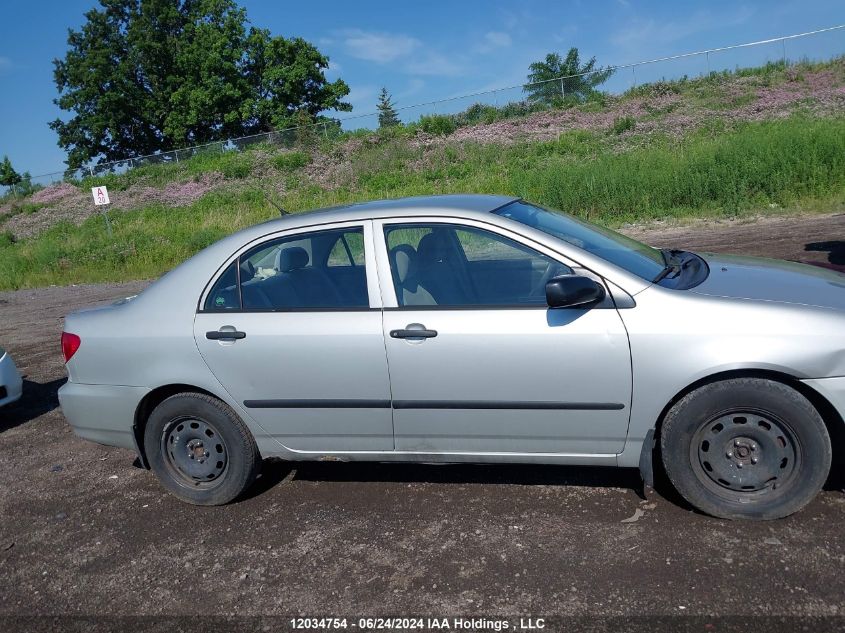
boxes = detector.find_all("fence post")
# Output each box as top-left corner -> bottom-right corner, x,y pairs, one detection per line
174,149 -> 179,164
706,51 -> 710,76
782,40 -> 788,67
632,66 -> 637,88
323,122 -> 328,138
560,79 -> 565,99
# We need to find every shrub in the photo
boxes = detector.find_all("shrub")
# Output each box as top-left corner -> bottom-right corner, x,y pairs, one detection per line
611,115 -> 636,135
273,151 -> 311,171
218,153 -> 252,179
419,114 -> 457,136
0,230 -> 15,247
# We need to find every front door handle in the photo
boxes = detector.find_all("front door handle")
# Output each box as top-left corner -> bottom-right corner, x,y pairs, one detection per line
206,330 -> 246,340
390,324 -> 438,339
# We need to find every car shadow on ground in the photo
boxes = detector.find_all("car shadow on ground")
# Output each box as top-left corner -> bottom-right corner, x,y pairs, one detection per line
0,377 -> 66,433
805,240 -> 845,267
244,453 -> 845,509
244,458 -> 666,502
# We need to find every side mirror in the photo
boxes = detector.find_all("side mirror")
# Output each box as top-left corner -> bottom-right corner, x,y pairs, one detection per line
545,274 -> 606,308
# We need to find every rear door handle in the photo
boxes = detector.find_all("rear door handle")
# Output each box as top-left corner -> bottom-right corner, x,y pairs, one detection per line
390,326 -> 438,339
206,330 -> 246,340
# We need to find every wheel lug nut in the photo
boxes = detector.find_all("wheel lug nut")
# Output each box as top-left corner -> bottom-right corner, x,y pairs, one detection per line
734,440 -> 741,447
726,451 -> 733,458
750,444 -> 757,451
751,457 -> 758,465
737,463 -> 743,469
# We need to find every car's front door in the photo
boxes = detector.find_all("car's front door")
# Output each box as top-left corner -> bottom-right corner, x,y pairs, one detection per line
194,221 -> 393,452
377,219 -> 632,455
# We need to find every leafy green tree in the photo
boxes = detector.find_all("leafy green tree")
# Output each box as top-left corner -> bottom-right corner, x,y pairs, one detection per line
50,0 -> 351,169
0,156 -> 22,194
377,87 -> 400,128
524,48 -> 613,105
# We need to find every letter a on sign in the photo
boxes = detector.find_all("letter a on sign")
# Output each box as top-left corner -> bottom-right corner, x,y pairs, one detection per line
91,186 -> 110,206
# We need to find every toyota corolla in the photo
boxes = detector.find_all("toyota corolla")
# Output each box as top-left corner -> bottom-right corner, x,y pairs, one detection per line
58,195 -> 845,519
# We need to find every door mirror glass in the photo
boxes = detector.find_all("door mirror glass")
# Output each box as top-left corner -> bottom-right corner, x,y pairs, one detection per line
545,274 -> 606,308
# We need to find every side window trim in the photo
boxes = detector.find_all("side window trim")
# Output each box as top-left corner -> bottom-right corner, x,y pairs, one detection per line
374,218 -> 577,311
198,220 -> 382,313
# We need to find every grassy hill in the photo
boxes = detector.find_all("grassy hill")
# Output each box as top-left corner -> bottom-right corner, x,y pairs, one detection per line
1,58 -> 844,290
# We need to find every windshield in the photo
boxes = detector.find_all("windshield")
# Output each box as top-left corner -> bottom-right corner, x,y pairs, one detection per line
494,201 -> 665,281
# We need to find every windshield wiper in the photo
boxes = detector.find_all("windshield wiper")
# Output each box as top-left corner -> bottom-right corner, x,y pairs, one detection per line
652,249 -> 683,283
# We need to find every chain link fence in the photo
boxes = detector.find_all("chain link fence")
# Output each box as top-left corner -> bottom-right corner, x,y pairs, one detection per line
8,23 -> 844,194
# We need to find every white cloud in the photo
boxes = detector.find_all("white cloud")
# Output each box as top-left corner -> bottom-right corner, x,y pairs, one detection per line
611,7 -> 755,54
475,31 -> 513,54
484,31 -> 512,48
397,78 -> 426,102
341,29 -> 420,63
346,84 -> 379,110
404,52 -> 465,77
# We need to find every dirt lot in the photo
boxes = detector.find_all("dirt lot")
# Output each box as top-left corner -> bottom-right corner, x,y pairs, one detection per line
1,212 -> 845,627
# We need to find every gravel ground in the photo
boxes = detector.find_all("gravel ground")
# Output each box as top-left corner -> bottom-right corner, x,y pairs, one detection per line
1,214 -> 845,629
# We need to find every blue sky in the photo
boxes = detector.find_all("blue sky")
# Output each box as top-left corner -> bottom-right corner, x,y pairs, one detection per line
1,0 -> 843,176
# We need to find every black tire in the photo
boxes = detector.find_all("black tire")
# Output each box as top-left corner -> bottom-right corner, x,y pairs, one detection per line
144,392 -> 260,505
660,378 -> 831,520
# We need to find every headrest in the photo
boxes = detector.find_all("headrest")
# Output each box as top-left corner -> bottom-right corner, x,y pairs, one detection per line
389,244 -> 417,284
277,246 -> 309,272
417,230 -> 452,264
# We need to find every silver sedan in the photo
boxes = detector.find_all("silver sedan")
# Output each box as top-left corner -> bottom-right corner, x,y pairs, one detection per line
58,195 -> 845,519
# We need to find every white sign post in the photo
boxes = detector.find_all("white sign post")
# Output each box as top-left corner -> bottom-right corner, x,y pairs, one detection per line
91,186 -> 110,205
91,186 -> 113,235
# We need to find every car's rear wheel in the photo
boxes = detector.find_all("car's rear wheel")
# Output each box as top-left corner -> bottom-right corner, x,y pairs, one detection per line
660,378 -> 831,520
144,392 -> 260,505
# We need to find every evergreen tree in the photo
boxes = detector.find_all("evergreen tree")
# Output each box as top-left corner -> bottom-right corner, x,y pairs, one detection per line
377,87 -> 400,128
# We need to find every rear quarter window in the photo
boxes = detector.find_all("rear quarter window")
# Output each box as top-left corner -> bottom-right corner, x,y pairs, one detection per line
203,261 -> 241,311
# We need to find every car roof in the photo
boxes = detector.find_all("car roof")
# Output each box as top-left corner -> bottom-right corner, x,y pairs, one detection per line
258,194 -> 520,230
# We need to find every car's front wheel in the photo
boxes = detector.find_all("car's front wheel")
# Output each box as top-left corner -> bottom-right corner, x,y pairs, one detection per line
144,392 -> 260,505
660,378 -> 831,520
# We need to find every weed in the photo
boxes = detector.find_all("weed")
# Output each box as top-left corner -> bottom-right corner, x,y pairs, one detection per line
611,116 -> 636,135
273,151 -> 311,171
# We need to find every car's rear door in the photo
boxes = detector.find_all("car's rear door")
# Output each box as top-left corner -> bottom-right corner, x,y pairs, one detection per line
376,218 -> 632,456
193,220 -> 393,452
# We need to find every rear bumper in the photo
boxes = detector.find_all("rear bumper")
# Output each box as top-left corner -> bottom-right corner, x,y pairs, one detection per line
58,381 -> 150,451
0,353 -> 23,407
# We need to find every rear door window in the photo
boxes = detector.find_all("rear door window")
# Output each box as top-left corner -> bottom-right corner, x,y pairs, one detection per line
203,226 -> 369,312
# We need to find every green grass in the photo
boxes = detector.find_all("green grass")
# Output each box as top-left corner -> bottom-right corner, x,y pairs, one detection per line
1,114 -> 843,290
514,116 -> 845,223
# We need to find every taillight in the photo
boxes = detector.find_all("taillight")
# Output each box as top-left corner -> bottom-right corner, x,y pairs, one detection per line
62,332 -> 81,363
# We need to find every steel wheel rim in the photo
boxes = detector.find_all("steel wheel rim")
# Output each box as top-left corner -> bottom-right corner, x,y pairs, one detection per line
689,408 -> 800,499
161,416 -> 229,489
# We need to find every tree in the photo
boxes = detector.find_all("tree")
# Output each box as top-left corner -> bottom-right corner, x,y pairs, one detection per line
524,48 -> 613,105
376,87 -> 400,128
50,0 -> 351,169
0,156 -> 22,195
